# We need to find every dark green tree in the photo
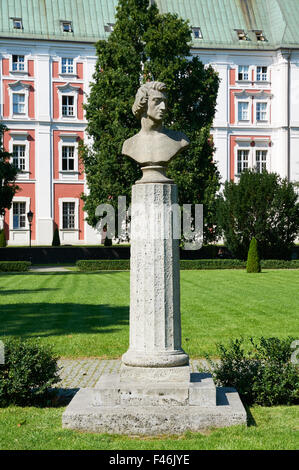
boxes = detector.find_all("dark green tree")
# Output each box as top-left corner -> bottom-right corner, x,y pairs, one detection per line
217,170 -> 299,259
0,229 -> 6,247
52,227 -> 61,246
0,124 -> 18,216
246,237 -> 261,273
80,0 -> 220,242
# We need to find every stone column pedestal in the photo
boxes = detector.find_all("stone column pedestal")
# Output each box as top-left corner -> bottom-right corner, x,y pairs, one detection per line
121,182 -> 189,377
62,179 -> 247,435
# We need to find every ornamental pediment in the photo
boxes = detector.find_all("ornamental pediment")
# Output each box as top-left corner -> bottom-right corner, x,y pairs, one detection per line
8,80 -> 31,91
235,90 -> 273,99
57,82 -> 80,93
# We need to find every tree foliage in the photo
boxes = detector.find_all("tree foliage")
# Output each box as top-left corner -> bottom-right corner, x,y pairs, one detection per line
217,170 -> 299,259
0,124 -> 18,216
81,0 -> 220,242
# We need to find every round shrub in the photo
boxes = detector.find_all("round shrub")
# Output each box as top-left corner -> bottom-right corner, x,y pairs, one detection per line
0,338 -> 60,406
205,337 -> 299,406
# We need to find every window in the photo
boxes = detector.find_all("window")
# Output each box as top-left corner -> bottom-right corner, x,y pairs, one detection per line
256,66 -> 268,81
12,145 -> 26,170
13,93 -> 25,114
63,202 -> 75,229
192,27 -> 203,39
61,21 -> 73,32
62,146 -> 75,171
256,150 -> 267,172
62,96 -> 74,116
238,102 -> 249,121
13,202 -> 26,229
12,18 -> 23,30
237,150 -> 249,174
236,30 -> 248,41
12,55 -> 25,71
104,23 -> 115,32
61,58 -> 74,74
255,31 -> 266,41
238,66 -> 249,81
256,102 -> 267,121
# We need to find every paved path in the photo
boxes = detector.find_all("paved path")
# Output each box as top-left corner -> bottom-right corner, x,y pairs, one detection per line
56,358 -> 213,390
29,266 -> 73,272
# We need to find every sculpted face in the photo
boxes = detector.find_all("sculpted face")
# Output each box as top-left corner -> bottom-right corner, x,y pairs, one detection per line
146,90 -> 167,123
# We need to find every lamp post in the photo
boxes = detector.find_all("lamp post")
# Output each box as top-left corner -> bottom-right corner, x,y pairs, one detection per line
27,210 -> 33,248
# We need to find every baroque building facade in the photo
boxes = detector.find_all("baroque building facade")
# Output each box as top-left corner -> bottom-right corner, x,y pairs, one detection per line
0,0 -> 298,245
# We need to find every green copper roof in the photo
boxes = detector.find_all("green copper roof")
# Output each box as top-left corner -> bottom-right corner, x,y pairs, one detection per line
156,0 -> 299,49
0,0 -> 118,42
0,0 -> 298,49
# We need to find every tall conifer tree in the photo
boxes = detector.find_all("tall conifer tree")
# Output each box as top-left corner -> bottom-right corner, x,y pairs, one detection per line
81,0 -> 220,242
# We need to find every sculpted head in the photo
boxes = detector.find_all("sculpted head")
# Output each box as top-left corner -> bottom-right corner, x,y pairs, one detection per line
132,81 -> 167,123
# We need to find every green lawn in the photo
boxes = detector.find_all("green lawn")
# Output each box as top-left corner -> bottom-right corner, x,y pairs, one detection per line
0,405 -> 298,450
0,270 -> 298,357
0,269 -> 298,450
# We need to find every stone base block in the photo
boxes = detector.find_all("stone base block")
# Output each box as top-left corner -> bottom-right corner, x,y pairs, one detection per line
119,364 -> 191,383
62,386 -> 247,435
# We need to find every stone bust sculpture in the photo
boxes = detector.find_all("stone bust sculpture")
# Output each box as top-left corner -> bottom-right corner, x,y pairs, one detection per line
122,81 -> 189,183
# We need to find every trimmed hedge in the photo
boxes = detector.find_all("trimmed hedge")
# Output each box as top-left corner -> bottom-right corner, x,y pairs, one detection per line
180,259 -> 245,270
77,258 -> 299,272
77,260 -> 130,271
261,259 -> 299,269
0,261 -> 31,272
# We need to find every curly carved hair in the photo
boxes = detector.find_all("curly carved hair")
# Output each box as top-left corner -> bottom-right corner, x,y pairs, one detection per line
132,81 -> 167,119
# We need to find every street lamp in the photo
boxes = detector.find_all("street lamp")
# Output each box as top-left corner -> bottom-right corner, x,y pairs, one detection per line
27,210 -> 33,248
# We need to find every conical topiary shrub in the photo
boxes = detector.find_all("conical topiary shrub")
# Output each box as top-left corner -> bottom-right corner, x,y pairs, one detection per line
52,227 -> 61,247
0,229 -> 6,247
246,237 -> 261,273
104,236 -> 112,247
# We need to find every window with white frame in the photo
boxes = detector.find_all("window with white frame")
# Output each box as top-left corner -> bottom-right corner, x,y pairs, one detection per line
62,146 -> 75,171
12,55 -> 25,72
62,95 -> 74,116
192,27 -> 203,39
61,21 -> 73,33
238,102 -> 249,121
13,202 -> 26,229
13,93 -> 25,114
255,150 -> 267,172
256,66 -> 268,81
61,58 -> 74,74
256,102 -> 268,122
238,65 -> 249,81
12,145 -> 26,170
63,202 -> 75,229
12,18 -> 23,30
237,149 -> 249,174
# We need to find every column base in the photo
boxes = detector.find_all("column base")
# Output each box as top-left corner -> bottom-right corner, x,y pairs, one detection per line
62,366 -> 247,435
121,348 -> 189,369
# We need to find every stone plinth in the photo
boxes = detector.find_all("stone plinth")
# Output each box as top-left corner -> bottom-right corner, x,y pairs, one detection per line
122,182 -> 189,371
62,367 -> 247,435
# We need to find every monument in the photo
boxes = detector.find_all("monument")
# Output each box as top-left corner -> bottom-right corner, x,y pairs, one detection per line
62,82 -> 247,434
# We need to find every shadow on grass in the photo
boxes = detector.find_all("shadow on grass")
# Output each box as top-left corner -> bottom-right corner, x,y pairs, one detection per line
0,287 -> 58,296
0,302 -> 129,337
246,405 -> 257,427
0,271 -> 129,276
